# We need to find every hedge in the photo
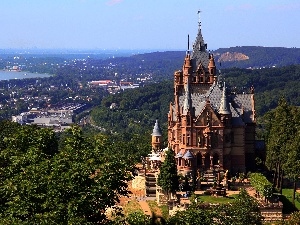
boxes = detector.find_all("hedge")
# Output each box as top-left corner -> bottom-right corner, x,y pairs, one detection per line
249,173 -> 273,198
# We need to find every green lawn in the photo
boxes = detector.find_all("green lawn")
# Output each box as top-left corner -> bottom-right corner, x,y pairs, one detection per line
159,204 -> 169,220
281,188 -> 300,213
123,199 -> 143,216
147,200 -> 162,217
146,200 -> 169,220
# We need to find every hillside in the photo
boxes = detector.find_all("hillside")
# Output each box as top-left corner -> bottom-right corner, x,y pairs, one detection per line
212,46 -> 300,69
91,65 -> 300,139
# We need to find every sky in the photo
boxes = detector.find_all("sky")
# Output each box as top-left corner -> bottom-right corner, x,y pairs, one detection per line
1,0 -> 300,50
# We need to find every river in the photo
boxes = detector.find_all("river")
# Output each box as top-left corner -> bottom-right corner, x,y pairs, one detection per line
0,71 -> 51,81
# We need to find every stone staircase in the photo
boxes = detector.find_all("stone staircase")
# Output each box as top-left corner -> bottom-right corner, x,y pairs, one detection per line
145,172 -> 157,197
202,169 -> 224,184
203,169 -> 216,183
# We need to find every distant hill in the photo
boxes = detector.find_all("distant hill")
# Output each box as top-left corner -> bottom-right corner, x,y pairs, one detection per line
108,47 -> 300,81
212,46 -> 300,69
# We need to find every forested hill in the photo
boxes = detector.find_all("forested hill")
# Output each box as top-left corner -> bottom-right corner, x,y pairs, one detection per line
91,81 -> 173,142
91,64 -> 300,139
223,65 -> 300,114
121,47 -> 300,71
213,46 -> 300,69
111,46 -> 300,81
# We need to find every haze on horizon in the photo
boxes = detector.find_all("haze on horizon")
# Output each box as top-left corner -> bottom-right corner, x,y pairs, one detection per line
1,0 -> 299,51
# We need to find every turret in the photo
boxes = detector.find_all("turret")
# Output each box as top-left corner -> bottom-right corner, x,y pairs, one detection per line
174,70 -> 182,85
219,83 -> 231,115
151,120 -> 162,151
183,35 -> 192,84
208,54 -> 216,83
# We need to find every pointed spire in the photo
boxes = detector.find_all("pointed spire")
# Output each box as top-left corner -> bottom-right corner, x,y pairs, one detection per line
152,119 -> 162,136
191,10 -> 209,71
183,82 -> 191,115
187,34 -> 190,54
208,54 -> 216,68
219,82 -> 231,115
197,10 -> 202,30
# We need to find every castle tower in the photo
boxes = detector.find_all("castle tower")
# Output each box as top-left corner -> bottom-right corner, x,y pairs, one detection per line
151,120 -> 162,151
167,11 -> 256,175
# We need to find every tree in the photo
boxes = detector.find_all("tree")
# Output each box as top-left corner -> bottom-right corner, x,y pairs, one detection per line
215,189 -> 262,225
285,211 -> 300,225
231,188 -> 262,225
126,211 -> 152,225
264,98 -> 298,193
166,189 -> 262,225
282,106 -> 300,206
0,124 -> 134,224
157,149 -> 179,199
0,125 -> 58,224
167,205 -> 213,225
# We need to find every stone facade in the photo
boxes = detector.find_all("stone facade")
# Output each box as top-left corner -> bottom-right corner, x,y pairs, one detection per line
166,20 -> 256,175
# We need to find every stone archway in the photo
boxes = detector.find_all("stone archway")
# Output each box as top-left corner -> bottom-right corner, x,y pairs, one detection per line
196,153 -> 202,169
213,153 -> 219,166
204,153 -> 210,170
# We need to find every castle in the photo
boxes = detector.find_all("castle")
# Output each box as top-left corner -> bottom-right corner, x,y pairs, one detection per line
151,17 -> 256,175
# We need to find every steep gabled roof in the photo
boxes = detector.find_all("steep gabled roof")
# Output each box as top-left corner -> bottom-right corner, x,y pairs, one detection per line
191,21 -> 210,72
174,82 -> 255,126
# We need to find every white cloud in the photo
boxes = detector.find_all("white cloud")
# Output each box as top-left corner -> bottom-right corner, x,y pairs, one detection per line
106,0 -> 123,6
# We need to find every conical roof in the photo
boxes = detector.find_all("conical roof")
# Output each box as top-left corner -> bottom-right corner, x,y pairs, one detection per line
183,150 -> 194,159
152,119 -> 162,136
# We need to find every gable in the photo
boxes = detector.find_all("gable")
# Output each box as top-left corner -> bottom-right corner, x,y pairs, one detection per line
194,103 -> 221,127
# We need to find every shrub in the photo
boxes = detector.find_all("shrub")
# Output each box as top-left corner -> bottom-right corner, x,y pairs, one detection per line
249,173 -> 273,198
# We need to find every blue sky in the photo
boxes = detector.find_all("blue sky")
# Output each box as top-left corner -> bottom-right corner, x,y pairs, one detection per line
1,0 -> 299,50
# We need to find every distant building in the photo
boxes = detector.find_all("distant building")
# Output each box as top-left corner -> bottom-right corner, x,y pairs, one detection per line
88,80 -> 114,87
120,83 -> 140,90
12,103 -> 87,132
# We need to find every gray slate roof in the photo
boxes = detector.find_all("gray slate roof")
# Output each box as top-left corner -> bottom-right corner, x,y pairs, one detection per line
191,26 -> 209,72
183,150 -> 194,159
174,82 -> 254,126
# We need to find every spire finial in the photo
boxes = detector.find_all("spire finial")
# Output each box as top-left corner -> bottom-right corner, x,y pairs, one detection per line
188,34 -> 190,52
197,10 -> 202,29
